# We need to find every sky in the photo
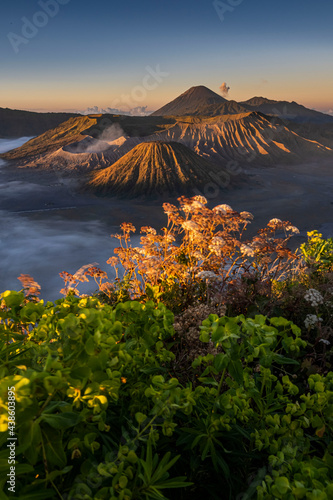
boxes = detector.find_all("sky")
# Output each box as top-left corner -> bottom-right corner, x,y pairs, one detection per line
0,0 -> 332,114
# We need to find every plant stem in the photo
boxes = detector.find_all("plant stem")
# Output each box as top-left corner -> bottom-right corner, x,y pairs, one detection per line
215,367 -> 226,405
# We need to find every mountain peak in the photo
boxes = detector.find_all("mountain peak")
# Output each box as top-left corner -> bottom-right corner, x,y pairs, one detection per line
181,85 -> 225,99
151,85 -> 227,117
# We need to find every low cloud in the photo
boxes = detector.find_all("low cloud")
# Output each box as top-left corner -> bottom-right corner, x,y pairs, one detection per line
0,137 -> 34,154
79,105 -> 151,116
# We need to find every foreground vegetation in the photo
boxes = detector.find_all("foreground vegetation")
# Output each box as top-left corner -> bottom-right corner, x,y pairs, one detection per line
1,197 -> 332,499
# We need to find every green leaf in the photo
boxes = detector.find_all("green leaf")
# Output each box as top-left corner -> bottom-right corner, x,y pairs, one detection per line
2,290 -> 25,308
42,428 -> 67,469
213,353 -> 229,372
154,477 -> 193,489
41,412 -> 81,429
135,412 -> 147,425
46,466 -> 73,483
199,331 -> 210,343
269,317 -> 290,328
85,336 -> 95,355
274,476 -> 290,495
228,359 -> 244,384
272,354 -> 299,365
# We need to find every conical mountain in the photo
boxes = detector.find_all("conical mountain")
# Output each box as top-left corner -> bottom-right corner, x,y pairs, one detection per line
87,141 -> 230,197
151,86 -> 246,117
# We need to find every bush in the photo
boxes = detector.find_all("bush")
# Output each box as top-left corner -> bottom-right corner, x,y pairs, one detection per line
58,196 -> 300,314
1,291 -> 332,499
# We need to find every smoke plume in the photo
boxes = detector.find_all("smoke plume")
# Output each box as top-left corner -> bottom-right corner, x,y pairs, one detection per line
66,123 -> 125,154
219,82 -> 230,97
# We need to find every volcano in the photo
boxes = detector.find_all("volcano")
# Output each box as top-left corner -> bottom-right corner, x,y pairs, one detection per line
151,86 -> 247,117
86,141 -> 231,197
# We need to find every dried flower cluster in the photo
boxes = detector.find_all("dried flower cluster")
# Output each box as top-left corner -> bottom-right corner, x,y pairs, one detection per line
53,196 -> 301,312
17,274 -> 41,298
304,314 -> 323,329
304,288 -> 324,308
97,196 -> 299,310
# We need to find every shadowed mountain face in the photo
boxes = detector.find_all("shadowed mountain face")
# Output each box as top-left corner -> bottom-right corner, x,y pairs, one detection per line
0,108 -> 80,138
240,97 -> 333,124
87,141 -> 229,197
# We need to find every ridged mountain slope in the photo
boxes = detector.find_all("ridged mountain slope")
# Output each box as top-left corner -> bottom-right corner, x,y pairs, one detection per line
87,141 -> 229,197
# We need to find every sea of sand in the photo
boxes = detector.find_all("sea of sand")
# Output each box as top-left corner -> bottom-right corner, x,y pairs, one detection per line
0,138 -> 332,301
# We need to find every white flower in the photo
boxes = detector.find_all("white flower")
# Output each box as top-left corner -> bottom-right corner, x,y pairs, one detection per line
240,211 -> 254,220
197,270 -> 219,280
191,201 -> 204,210
182,221 -> 199,232
213,204 -> 233,214
240,244 -> 255,257
191,251 -> 203,260
304,314 -> 322,329
193,195 -> 207,204
164,235 -> 175,243
133,247 -> 145,255
304,289 -> 324,307
209,236 -> 226,256
319,339 -> 330,346
182,204 -> 192,213
268,218 -> 282,225
285,225 -> 300,234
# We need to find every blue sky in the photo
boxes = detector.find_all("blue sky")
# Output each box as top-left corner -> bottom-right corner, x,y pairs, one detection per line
0,0 -> 332,113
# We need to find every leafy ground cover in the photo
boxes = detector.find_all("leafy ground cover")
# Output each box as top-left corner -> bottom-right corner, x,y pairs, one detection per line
0,197 -> 332,499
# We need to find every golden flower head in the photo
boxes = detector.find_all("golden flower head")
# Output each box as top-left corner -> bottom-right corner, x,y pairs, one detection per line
193,195 -> 208,204
182,221 -> 199,232
213,204 -> 233,214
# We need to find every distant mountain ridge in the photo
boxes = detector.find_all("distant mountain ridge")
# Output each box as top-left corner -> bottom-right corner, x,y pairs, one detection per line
240,97 -> 333,124
0,107 -> 80,138
152,85 -> 333,124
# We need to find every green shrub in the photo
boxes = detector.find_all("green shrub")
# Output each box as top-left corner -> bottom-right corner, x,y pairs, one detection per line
300,231 -> 333,274
0,291 -> 332,499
